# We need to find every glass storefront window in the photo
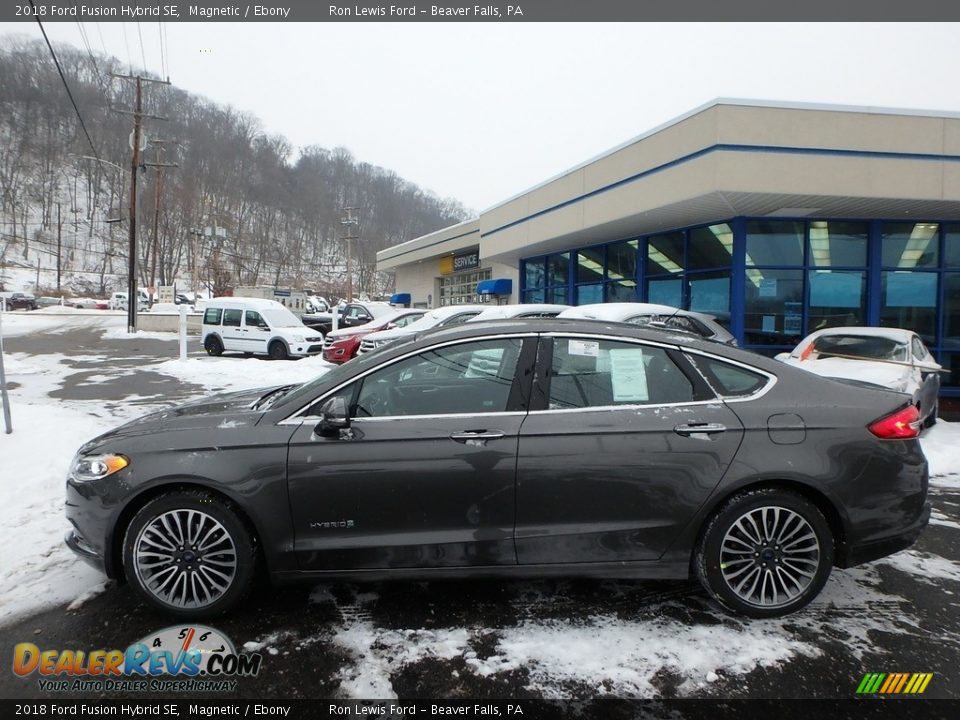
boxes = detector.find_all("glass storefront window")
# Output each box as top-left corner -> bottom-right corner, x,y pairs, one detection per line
523,289 -> 545,304
880,271 -> 937,342
688,224 -> 734,270
688,270 -> 730,317
936,353 -> 960,388
548,253 -> 570,286
944,224 -> 960,267
646,232 -> 684,275
575,283 -> 603,305
577,248 -> 604,284
743,269 -> 803,346
607,240 -> 638,283
940,273 -> 960,349
745,221 -> 804,266
546,286 -> 569,304
881,222 -> 939,269
646,276 -> 682,307
807,270 -> 866,333
524,258 -> 546,289
807,221 -> 867,267
606,280 -> 637,302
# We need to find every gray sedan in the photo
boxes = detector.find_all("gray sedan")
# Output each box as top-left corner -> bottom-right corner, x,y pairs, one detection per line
64,319 -> 928,620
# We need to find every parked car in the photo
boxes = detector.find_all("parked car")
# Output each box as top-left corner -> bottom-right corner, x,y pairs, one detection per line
2,292 -> 38,311
36,296 -> 63,308
357,304 -> 488,355
64,318 -> 929,619
467,303 -> 571,322
776,327 -> 943,427
558,303 -> 737,345
201,297 -> 323,360
301,301 -> 395,336
322,308 -> 426,364
109,291 -> 149,312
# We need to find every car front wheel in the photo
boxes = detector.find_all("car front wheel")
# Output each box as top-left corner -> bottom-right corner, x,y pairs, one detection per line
268,340 -> 289,360
695,488 -> 834,618
123,490 -> 256,618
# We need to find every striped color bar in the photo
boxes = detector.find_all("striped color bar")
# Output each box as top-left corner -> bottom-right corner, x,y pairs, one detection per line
856,672 -> 933,694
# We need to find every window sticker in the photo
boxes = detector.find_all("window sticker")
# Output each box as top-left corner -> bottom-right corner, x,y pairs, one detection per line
568,339 -> 600,357
609,348 -> 649,402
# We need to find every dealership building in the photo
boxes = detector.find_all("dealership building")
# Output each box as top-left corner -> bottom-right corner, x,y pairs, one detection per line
377,99 -> 960,394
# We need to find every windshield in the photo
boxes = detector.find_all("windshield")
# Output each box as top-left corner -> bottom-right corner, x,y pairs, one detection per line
810,335 -> 909,362
262,307 -> 303,328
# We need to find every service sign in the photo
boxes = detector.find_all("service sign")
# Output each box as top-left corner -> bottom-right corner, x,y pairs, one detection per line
453,251 -> 481,272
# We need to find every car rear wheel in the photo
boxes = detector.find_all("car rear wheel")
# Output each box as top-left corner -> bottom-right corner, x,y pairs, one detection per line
122,490 -> 256,618
204,335 -> 223,357
268,340 -> 289,361
695,488 -> 834,618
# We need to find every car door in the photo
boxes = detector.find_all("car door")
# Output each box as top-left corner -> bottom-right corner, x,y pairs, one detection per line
341,304 -> 372,328
515,334 -> 745,564
244,310 -> 272,353
286,335 -> 538,571
219,308 -> 245,352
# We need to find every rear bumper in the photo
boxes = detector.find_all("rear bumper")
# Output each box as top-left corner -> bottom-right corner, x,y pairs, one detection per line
839,501 -> 931,567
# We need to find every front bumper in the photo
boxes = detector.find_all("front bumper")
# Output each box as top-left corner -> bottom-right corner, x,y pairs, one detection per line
65,529 -> 106,573
840,501 -> 931,567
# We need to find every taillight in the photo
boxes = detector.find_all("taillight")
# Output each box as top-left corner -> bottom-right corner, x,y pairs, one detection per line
868,405 -> 921,439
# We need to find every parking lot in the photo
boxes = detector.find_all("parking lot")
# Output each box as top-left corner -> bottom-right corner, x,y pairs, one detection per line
1,311 -> 960,701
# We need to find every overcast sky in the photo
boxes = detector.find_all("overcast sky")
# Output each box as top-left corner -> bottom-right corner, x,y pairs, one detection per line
2,22 -> 959,212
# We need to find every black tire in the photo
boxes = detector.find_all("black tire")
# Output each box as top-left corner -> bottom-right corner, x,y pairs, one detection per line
204,335 -> 223,357
268,340 -> 289,361
695,488 -> 834,618
122,489 -> 256,619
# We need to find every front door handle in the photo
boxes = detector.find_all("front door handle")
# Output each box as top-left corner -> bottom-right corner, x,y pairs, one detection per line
450,430 -> 505,443
674,422 -> 726,437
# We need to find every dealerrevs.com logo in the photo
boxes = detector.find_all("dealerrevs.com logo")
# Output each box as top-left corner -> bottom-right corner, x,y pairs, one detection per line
12,625 -> 262,693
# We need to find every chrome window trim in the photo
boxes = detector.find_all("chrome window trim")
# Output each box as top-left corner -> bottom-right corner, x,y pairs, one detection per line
528,399 -> 723,416
277,332 -> 539,425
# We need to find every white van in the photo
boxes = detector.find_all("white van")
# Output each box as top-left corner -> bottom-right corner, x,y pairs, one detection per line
109,290 -> 149,311
201,297 -> 323,360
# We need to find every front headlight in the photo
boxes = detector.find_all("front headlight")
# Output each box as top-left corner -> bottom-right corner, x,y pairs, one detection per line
70,454 -> 129,482
292,334 -> 305,343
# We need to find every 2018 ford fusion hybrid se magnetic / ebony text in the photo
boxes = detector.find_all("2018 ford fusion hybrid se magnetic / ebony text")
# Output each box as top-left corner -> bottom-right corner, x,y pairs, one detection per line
65,319 -> 930,619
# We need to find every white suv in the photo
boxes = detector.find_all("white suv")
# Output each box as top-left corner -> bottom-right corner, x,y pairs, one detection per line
202,297 -> 324,360
357,304 -> 488,355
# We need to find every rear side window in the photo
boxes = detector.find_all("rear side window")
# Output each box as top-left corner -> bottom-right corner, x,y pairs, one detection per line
548,338 -> 695,409
688,354 -> 768,397
223,309 -> 243,327
203,308 -> 222,325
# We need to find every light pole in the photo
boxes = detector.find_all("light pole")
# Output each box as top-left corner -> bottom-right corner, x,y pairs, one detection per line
340,208 -> 359,302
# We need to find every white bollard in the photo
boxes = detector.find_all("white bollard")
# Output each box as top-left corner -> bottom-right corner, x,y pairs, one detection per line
179,304 -> 188,362
331,305 -> 339,333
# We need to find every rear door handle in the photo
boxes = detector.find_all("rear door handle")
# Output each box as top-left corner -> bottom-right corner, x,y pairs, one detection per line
450,430 -> 505,443
674,423 -> 726,436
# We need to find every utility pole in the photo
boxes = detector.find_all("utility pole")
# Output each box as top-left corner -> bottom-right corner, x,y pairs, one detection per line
340,207 -> 359,302
56,202 -> 62,292
148,140 -> 176,290
110,73 -> 171,332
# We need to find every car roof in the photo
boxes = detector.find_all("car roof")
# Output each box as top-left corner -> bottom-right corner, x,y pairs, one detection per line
470,304 -> 571,320
558,302 -> 684,321
800,326 -> 917,344
203,297 -> 288,310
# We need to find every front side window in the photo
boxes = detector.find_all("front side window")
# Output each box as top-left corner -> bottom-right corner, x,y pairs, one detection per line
245,311 -> 267,328
352,338 -> 523,418
548,338 -> 694,409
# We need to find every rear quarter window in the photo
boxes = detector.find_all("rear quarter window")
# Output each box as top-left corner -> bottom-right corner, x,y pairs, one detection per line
688,354 -> 768,397
203,308 -> 223,325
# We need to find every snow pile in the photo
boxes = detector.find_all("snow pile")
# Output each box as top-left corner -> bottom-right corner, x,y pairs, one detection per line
920,422 -> 960,487
151,355 -> 335,393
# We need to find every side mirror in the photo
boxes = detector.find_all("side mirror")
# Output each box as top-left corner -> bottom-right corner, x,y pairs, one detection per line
314,396 -> 350,437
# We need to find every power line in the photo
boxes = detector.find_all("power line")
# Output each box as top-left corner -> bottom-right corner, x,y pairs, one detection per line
157,22 -> 166,79
121,22 -> 132,74
136,21 -> 148,72
28,2 -> 102,166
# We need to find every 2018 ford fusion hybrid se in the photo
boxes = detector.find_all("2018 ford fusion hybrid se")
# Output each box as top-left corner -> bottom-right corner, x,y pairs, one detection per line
65,319 -> 930,619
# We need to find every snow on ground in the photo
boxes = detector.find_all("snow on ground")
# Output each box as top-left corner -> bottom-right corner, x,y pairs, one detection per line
151,355 -> 335,393
1,310 -> 121,337
921,421 -> 960,488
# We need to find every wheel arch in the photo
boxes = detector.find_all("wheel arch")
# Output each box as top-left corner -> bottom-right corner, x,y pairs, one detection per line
690,478 -> 850,569
108,480 -> 267,582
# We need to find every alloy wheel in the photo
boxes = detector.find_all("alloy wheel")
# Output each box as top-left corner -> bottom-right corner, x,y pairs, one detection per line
133,509 -> 238,609
719,505 -> 820,608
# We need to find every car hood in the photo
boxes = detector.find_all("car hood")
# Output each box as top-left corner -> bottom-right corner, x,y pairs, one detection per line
780,356 -> 915,393
327,325 -> 373,339
80,386 -> 285,449
364,325 -> 419,342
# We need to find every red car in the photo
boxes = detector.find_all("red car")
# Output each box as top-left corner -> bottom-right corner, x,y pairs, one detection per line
322,308 -> 425,364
